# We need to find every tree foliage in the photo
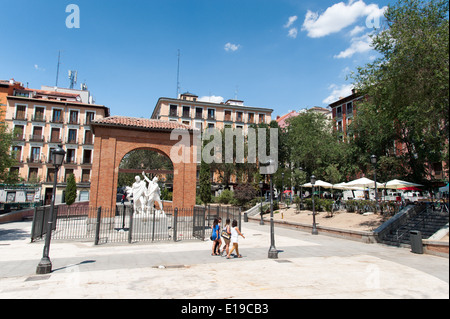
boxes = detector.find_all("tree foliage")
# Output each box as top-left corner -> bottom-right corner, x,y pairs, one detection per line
351,0 -> 449,182
65,173 -> 77,206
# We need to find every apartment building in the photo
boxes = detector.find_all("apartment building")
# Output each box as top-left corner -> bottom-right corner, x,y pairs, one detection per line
151,92 -> 273,188
4,85 -> 109,205
0,79 -> 24,121
329,90 -> 447,184
151,92 -> 273,132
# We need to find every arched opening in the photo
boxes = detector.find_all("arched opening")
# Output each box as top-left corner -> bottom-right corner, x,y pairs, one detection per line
117,148 -> 174,202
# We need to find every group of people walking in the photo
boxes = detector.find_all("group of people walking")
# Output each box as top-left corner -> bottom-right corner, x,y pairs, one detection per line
211,217 -> 245,259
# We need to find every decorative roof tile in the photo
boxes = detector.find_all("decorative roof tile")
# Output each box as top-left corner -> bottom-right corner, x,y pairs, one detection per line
91,116 -> 194,131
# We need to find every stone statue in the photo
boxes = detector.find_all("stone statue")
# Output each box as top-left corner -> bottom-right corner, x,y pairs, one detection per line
126,175 -> 147,214
142,171 -> 164,214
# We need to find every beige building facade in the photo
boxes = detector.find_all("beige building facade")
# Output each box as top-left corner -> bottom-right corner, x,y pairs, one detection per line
4,86 -> 109,205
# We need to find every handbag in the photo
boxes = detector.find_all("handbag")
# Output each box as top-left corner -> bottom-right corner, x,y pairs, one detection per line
221,226 -> 231,239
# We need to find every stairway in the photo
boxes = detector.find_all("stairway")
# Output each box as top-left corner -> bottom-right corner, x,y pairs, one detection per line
381,207 -> 449,247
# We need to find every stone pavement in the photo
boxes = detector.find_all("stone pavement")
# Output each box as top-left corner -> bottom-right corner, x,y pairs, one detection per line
0,220 -> 448,299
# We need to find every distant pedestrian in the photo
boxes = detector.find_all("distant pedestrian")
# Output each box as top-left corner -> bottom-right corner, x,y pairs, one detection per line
220,218 -> 231,257
227,220 -> 245,259
211,218 -> 221,256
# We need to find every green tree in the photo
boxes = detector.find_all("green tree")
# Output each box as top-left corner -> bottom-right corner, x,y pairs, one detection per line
287,112 -> 347,181
199,158 -> 212,207
65,173 -> 77,206
0,108 -> 20,184
352,0 -> 449,182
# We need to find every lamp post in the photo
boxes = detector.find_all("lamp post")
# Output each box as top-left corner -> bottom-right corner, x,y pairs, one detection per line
36,145 -> 66,274
259,180 -> 264,225
268,171 -> 278,259
311,175 -> 318,235
371,155 -> 378,209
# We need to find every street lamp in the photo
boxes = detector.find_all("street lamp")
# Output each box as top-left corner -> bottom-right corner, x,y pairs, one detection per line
371,155 -> 378,209
36,145 -> 66,274
260,159 -> 278,259
311,175 -> 318,235
259,180 -> 264,225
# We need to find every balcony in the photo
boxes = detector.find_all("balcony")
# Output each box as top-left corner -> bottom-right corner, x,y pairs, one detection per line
68,118 -> 79,125
66,138 -> 78,145
65,158 -> 78,165
169,110 -> 178,117
13,134 -> 25,141
84,138 -> 94,145
32,116 -> 46,123
51,117 -> 64,124
29,135 -> 45,142
27,156 -> 43,164
49,137 -> 62,144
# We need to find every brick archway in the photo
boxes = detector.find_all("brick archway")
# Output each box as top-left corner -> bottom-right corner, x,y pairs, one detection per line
89,116 -> 197,212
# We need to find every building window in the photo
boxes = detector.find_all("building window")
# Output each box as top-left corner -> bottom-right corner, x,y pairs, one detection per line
346,102 -> 353,115
13,125 -> 25,140
68,129 -> 78,144
182,106 -> 190,118
69,110 -> 79,124
84,130 -> 93,144
236,112 -> 243,122
28,168 -> 39,183
83,150 -> 92,164
50,128 -> 61,143
34,107 -> 45,121
30,147 -> 41,163
66,149 -> 76,164
31,126 -> 44,142
259,114 -> 265,124
15,105 -> 27,120
224,111 -> 232,122
81,169 -> 91,183
195,108 -> 203,119
12,146 -> 22,162
248,113 -> 255,124
85,112 -> 95,124
52,109 -> 63,123
169,105 -> 178,117
208,123 -> 215,129
336,106 -> 342,118
207,109 -> 215,120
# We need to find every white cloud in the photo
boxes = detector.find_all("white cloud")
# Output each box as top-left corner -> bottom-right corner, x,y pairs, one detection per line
287,28 -> 298,39
334,33 -> 373,58
198,95 -> 224,104
349,25 -> 365,36
323,84 -> 354,104
224,42 -> 240,52
34,64 -> 45,71
284,16 -> 298,28
301,0 -> 386,38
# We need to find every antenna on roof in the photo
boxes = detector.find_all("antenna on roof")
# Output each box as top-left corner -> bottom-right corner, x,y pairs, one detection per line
176,49 -> 181,98
55,51 -> 61,87
68,70 -> 78,89
234,85 -> 239,100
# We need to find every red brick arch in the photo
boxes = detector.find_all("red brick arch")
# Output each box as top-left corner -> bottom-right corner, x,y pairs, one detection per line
89,117 -> 197,212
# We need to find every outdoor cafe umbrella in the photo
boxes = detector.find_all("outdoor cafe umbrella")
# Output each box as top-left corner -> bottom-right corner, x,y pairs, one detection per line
345,177 -> 384,189
302,180 -> 333,188
383,179 -> 423,190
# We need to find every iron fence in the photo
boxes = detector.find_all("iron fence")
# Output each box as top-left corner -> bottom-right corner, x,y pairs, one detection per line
31,204 -> 241,245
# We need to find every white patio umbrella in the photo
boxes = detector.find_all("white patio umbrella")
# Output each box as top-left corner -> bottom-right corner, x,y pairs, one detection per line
302,180 -> 333,188
383,179 -> 423,189
345,177 -> 384,189
332,182 -> 363,190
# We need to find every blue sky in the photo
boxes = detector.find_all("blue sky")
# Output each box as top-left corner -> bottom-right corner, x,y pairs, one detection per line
0,0 -> 390,118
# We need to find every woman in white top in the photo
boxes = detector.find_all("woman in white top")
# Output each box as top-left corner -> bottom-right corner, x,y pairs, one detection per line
227,220 -> 245,259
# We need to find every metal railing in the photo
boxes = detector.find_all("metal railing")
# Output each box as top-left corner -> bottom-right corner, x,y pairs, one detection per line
31,204 -> 241,245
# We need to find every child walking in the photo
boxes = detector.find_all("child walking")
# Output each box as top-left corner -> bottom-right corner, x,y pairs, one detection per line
227,220 -> 245,259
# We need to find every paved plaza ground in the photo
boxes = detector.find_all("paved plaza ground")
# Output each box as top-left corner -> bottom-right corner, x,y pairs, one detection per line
0,219 -> 448,299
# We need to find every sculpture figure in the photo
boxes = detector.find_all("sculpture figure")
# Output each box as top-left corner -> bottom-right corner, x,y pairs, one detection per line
142,171 -> 164,215
126,175 -> 147,214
